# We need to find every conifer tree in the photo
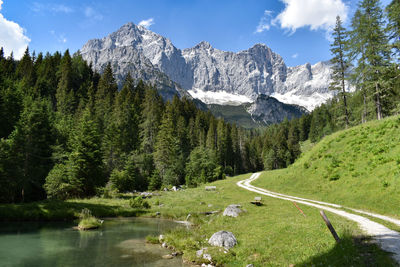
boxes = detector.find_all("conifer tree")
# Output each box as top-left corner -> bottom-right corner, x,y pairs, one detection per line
349,0 -> 391,120
9,97 -> 55,201
140,87 -> 164,154
206,118 -> 217,150
154,103 -> 182,186
16,47 -> 35,89
386,0 -> 400,57
330,16 -> 351,127
95,63 -> 118,129
56,50 -> 75,114
69,109 -> 104,196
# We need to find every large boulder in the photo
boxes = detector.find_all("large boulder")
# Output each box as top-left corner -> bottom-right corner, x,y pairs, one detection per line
208,231 -> 237,249
223,204 -> 242,217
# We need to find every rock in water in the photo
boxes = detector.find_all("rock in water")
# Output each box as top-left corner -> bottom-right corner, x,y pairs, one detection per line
208,231 -> 237,249
223,204 -> 242,217
162,254 -> 173,259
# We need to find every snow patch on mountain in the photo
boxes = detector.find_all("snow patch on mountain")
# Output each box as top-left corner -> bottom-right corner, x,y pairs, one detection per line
271,92 -> 333,112
188,89 -> 252,106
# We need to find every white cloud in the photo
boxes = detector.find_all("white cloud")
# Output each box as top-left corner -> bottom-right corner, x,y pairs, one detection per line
32,2 -> 73,14
138,18 -> 154,29
51,4 -> 73,13
84,6 -> 103,21
255,10 -> 273,33
50,30 -> 67,43
0,13 -> 30,59
274,0 -> 348,33
292,53 -> 298,58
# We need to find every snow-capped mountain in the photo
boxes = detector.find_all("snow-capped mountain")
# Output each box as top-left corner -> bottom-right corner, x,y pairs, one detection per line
81,22 -> 334,115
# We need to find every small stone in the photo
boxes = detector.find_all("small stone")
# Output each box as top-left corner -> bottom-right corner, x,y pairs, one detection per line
223,204 -> 242,218
196,248 -> 207,258
155,212 -> 161,216
163,188 -> 168,191
208,204 -> 213,208
162,254 -> 173,259
159,235 -> 164,242
162,242 -> 168,248
203,253 -> 212,261
246,265 -> 254,267
201,264 -> 215,267
171,252 -> 178,256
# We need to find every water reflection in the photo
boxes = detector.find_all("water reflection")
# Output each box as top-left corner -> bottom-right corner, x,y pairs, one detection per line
0,218 -> 186,267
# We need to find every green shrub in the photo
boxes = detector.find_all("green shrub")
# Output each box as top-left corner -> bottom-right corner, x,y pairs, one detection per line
303,162 -> 310,169
78,208 -> 101,230
145,235 -> 159,244
97,182 -> 119,198
329,173 -> 340,181
129,196 -> 150,209
44,163 -> 83,200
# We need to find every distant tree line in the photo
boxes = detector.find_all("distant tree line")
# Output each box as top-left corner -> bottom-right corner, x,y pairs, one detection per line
1,48 -> 296,203
1,0 -> 396,203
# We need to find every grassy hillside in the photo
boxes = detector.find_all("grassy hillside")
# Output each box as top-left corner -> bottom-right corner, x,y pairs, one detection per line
253,115 -> 400,219
148,174 -> 394,266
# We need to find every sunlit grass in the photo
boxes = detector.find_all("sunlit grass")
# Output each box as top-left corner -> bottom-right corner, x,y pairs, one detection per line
253,115 -> 400,219
147,174 -> 395,266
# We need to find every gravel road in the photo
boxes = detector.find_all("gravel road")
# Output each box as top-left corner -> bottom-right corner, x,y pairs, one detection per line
237,173 -> 400,263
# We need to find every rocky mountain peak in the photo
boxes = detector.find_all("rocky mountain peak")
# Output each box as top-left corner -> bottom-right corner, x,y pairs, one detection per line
81,22 -> 335,112
195,41 -> 213,50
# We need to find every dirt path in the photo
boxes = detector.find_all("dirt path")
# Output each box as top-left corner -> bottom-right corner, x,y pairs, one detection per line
237,173 -> 400,263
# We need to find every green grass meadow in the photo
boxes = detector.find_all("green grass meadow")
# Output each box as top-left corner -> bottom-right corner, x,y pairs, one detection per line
147,174 -> 395,266
254,115 -> 400,219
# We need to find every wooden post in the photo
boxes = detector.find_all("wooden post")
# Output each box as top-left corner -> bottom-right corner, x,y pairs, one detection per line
292,201 -> 306,217
320,210 -> 340,243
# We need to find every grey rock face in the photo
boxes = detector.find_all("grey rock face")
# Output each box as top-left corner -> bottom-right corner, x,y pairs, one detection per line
81,22 -> 334,111
223,204 -> 242,218
246,95 -> 307,125
208,231 -> 237,249
80,23 -> 189,100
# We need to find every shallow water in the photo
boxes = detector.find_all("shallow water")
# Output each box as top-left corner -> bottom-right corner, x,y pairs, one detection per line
0,217 -> 186,267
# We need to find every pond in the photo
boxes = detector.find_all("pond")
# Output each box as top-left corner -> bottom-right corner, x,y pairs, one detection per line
0,217 -> 187,267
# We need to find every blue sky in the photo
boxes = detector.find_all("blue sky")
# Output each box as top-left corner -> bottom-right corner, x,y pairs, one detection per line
0,0 -> 392,66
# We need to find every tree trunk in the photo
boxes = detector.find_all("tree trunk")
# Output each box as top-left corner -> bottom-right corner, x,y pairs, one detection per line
375,82 -> 383,120
341,71 -> 349,128
362,91 -> 367,124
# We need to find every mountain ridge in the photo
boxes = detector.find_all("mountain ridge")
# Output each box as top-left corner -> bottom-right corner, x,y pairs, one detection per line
80,22 -> 331,124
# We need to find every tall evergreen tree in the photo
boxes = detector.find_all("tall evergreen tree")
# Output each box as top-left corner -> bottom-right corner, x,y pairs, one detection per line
153,103 -> 183,186
386,0 -> 400,57
56,50 -> 75,114
330,16 -> 351,127
9,97 -> 55,202
69,109 -> 104,196
140,87 -> 164,154
349,0 -> 391,120
95,63 -> 118,129
15,47 -> 35,90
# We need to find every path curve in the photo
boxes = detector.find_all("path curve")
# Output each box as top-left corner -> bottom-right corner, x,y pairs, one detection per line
237,173 -> 400,263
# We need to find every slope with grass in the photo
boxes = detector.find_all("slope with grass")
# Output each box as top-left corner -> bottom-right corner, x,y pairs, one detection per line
253,115 -> 400,219
148,174 -> 394,266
